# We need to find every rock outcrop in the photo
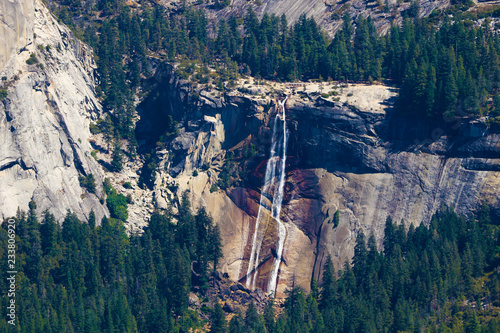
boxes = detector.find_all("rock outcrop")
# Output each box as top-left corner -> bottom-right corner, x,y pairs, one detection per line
0,0 -> 107,222
138,72 -> 500,297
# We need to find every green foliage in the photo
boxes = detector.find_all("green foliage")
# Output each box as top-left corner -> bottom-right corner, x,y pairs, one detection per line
210,302 -> 227,333
0,196 -> 222,332
111,142 -> 123,172
245,301 -> 266,332
106,186 -> 128,221
78,173 -> 96,194
228,310 -> 245,332
0,89 -> 7,101
104,180 -> 128,221
223,206 -> 499,333
333,210 -> 340,228
89,122 -> 101,134
48,0 -> 500,146
26,53 -> 38,65
311,206 -> 500,333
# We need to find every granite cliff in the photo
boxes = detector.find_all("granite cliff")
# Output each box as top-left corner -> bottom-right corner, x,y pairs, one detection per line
136,67 -> 500,297
0,0 -> 107,222
2,0 -> 500,299
165,0 -> 450,36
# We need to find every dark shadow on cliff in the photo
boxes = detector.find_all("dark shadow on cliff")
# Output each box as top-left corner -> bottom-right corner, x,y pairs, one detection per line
135,85 -> 181,151
385,112 -> 500,159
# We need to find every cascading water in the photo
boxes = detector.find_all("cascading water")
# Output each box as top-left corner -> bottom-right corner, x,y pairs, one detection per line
245,96 -> 289,295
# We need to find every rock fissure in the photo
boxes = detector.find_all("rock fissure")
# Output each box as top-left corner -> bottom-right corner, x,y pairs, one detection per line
0,158 -> 34,172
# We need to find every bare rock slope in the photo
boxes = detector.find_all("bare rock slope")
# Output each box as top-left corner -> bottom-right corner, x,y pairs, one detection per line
0,0 -> 107,221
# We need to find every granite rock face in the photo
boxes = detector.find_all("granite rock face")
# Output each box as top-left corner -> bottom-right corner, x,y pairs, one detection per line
0,0 -> 107,222
286,97 -> 500,284
2,0 -> 498,298
143,75 -> 500,296
0,0 -> 34,75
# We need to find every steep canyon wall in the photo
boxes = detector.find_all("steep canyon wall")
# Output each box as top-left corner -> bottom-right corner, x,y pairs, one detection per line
146,73 -> 500,296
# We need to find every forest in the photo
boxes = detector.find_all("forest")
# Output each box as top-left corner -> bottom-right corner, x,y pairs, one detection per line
1,199 -> 499,332
0,191 -> 222,332
49,0 -> 500,147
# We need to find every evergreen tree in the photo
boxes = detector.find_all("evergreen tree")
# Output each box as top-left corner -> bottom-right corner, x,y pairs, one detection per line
263,298 -> 276,333
210,302 -> 227,333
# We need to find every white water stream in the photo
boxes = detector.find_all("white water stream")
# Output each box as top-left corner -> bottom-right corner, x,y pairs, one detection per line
245,96 -> 289,295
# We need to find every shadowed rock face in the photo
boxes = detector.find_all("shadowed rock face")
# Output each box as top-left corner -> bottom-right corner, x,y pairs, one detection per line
0,0 -> 107,222
147,75 -> 500,296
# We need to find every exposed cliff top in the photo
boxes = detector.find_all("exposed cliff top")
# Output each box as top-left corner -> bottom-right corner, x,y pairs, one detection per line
189,73 -> 398,115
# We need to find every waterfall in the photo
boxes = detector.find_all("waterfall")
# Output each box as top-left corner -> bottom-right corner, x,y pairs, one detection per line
245,96 -> 289,295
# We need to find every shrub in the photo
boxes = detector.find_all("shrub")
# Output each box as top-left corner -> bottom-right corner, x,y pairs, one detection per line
0,89 -> 7,101
106,187 -> 128,221
26,53 -> 38,65
79,174 -> 96,194
89,122 -> 101,134
103,178 -> 113,195
333,210 -> 340,228
111,144 -> 123,172
126,194 -> 133,204
123,182 -> 132,189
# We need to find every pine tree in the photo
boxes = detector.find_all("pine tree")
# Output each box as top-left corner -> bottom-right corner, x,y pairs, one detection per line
228,310 -> 245,333
353,230 -> 368,277
111,142 -> 124,172
383,217 -> 395,256
245,301 -> 266,333
210,302 -> 227,333
88,209 -> 96,229
320,255 -> 337,311
263,298 -> 276,333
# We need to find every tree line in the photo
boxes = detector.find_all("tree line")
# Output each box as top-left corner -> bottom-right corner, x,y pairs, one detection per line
210,205 -> 500,333
50,0 -> 500,151
1,198 -> 498,332
0,192 -> 222,332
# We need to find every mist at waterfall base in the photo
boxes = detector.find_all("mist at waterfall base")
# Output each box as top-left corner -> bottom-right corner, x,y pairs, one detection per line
245,97 -> 289,296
